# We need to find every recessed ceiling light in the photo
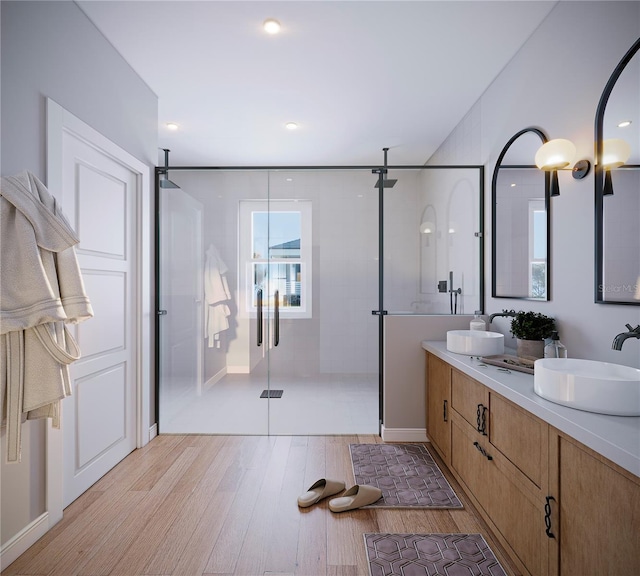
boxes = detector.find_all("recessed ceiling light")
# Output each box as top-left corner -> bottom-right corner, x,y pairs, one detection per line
263,18 -> 281,34
511,183 -> 516,187
286,178 -> 293,182
618,120 -> 632,128
166,122 -> 179,131
285,122 -> 298,130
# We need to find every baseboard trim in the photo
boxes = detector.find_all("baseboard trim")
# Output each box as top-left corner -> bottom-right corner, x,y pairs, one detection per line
149,423 -> 158,440
204,367 -> 227,390
226,365 -> 250,374
0,512 -> 50,570
381,426 -> 428,442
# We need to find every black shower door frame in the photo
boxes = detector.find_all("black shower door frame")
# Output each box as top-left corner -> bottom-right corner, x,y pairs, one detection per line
154,163 -> 484,435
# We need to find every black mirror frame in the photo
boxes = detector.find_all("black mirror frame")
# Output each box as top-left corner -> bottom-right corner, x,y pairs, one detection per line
491,127 -> 551,300
594,37 -> 640,305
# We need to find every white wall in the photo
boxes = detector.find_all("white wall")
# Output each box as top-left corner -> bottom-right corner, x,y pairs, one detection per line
1,0 -> 157,552
430,1 -> 640,369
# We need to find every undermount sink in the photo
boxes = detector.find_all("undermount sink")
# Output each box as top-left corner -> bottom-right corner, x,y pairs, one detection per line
446,330 -> 504,356
534,358 -> 640,416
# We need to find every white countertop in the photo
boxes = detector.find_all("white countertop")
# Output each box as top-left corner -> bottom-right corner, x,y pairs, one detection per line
422,341 -> 640,478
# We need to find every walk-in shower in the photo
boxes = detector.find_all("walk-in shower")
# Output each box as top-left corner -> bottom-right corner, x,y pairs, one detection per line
155,160 -> 483,436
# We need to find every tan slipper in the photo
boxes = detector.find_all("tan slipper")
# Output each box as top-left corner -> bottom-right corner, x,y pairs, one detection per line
297,478 -> 346,508
328,484 -> 382,513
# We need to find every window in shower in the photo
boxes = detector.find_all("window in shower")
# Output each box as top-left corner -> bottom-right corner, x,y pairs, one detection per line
239,199 -> 312,318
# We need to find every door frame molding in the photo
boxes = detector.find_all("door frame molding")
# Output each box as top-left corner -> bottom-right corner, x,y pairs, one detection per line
45,99 -> 152,523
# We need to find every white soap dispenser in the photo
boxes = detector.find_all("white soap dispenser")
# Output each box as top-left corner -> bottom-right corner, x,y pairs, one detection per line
470,311 -> 487,331
544,331 -> 567,358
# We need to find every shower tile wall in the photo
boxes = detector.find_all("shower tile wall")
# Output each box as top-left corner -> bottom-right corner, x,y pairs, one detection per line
171,169 -> 380,382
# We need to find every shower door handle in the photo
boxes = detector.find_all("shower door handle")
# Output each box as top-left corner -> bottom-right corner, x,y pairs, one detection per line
257,288 -> 263,346
274,290 -> 280,347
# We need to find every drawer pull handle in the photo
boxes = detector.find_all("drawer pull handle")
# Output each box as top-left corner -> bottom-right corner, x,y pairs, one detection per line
476,404 -> 488,435
544,496 -> 556,539
443,400 -> 448,422
473,441 -> 493,461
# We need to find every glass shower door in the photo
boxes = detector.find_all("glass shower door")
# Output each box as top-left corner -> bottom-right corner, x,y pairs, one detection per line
157,168 -> 380,435
265,170 -> 379,435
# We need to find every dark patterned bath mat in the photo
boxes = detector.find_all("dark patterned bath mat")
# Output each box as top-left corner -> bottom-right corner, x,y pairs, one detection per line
364,533 -> 507,576
349,444 -> 463,508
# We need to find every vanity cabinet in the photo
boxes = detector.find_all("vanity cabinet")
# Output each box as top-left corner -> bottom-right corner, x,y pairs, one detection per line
424,350 -> 640,576
425,352 -> 451,465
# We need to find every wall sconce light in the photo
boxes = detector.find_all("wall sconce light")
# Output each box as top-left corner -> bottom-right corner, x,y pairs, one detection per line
601,138 -> 631,195
420,221 -> 434,234
535,139 -> 591,197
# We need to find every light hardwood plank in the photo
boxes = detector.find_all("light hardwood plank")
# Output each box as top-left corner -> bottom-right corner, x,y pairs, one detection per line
77,446 -> 201,576
3,436 -> 522,576
203,437 -> 276,574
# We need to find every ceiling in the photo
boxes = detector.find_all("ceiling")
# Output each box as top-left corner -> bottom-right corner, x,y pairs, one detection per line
77,1 -> 557,167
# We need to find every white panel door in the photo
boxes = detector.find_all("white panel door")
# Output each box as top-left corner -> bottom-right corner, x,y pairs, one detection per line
158,187 -> 203,431
60,129 -> 138,507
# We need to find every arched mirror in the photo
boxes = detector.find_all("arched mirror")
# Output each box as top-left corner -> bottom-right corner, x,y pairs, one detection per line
492,127 -> 550,300
595,37 -> 640,305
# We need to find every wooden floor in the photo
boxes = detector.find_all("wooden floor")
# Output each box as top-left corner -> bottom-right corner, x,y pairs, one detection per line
4,435 -> 521,576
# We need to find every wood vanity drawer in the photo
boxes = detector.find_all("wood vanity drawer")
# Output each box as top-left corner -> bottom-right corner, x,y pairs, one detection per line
451,369 -> 488,433
489,393 -> 548,489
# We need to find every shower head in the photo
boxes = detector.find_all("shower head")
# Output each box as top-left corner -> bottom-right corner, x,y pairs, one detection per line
159,176 -> 180,189
373,147 -> 398,188
374,178 -> 398,189
159,148 -> 180,189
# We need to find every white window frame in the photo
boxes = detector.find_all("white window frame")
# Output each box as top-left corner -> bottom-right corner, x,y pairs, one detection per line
238,199 -> 312,319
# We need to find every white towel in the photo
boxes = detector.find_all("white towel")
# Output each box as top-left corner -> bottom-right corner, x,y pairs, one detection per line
207,304 -> 231,347
204,244 -> 231,345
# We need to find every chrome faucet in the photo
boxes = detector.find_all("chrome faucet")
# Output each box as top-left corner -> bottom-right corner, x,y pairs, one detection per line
612,324 -> 640,350
488,311 -> 516,324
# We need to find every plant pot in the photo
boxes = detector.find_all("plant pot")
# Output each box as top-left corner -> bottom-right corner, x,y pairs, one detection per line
516,338 -> 544,360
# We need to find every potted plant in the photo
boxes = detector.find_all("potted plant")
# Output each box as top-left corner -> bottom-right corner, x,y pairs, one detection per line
505,309 -> 556,359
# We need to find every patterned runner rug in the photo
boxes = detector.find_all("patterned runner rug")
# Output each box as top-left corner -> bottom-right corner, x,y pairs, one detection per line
349,443 -> 463,508
364,533 -> 508,576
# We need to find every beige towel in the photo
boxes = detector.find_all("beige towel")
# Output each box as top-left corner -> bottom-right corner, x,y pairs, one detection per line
1,171 -> 93,332
1,171 -> 93,462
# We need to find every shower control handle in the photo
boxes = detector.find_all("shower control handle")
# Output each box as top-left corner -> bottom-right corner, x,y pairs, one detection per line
257,289 -> 263,347
274,290 -> 280,347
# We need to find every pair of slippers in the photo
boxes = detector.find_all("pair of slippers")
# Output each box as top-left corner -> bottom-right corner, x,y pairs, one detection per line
297,478 -> 382,512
